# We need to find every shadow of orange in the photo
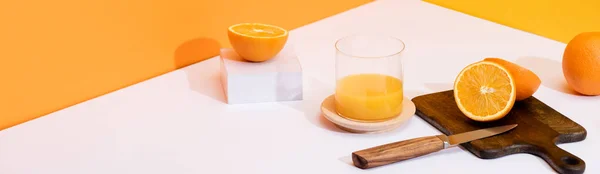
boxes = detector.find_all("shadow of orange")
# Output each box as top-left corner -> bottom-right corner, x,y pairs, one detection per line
424,83 -> 453,93
515,56 -> 578,95
174,37 -> 221,69
174,37 -> 227,103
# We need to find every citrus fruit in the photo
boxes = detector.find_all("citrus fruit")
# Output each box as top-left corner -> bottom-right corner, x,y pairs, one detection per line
562,32 -> 600,96
483,58 -> 541,101
454,61 -> 517,122
227,23 -> 288,62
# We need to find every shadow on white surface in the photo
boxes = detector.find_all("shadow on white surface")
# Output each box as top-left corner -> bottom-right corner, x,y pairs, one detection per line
404,89 -> 426,100
282,98 -> 347,133
424,83 -> 453,93
369,117 -> 414,137
338,155 -> 354,167
173,37 -> 227,103
529,153 -> 560,173
279,77 -> 346,133
182,64 -> 227,103
515,56 -> 579,95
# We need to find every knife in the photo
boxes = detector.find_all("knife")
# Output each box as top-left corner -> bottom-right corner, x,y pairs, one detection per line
352,124 -> 518,169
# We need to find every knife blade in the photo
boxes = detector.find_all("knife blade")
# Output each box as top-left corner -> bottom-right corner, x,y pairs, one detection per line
442,124 -> 517,148
351,124 -> 518,169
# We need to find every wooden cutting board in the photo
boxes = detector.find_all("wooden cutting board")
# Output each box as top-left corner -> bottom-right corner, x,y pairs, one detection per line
411,90 -> 587,174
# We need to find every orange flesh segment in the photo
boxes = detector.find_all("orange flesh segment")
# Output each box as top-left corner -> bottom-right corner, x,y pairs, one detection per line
455,62 -> 515,119
230,23 -> 286,37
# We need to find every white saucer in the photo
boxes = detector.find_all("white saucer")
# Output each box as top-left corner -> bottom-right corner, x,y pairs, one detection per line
320,95 -> 416,134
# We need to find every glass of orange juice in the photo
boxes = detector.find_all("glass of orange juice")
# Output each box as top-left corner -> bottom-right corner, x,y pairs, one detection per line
334,34 -> 405,122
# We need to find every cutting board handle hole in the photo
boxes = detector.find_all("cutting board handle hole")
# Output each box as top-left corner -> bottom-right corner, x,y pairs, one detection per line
561,156 -> 580,165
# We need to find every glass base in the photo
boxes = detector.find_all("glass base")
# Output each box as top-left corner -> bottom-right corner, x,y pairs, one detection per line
335,110 -> 402,123
320,94 -> 415,134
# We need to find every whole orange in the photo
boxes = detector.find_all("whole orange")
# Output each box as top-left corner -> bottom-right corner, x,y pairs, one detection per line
227,23 -> 288,62
562,32 -> 600,95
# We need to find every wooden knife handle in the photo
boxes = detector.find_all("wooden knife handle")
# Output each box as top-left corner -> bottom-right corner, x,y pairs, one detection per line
352,135 -> 445,169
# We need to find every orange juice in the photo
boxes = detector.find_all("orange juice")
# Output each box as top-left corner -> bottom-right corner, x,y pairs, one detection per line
335,73 -> 403,122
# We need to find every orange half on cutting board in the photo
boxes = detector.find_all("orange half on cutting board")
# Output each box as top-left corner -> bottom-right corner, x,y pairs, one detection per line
228,23 -> 288,62
454,61 -> 517,122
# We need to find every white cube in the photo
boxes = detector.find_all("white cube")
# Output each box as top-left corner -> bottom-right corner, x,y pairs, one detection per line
219,46 -> 303,104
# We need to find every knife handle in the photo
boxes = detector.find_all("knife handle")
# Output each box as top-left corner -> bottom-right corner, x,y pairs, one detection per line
352,135 -> 445,169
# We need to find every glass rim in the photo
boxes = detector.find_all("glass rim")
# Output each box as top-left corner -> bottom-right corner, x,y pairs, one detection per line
335,34 -> 406,59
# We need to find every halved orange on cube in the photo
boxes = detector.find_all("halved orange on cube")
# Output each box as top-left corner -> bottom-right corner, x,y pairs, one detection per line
228,23 -> 288,62
454,61 -> 517,122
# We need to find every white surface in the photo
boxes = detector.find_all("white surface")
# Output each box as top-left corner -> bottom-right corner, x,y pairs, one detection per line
219,47 -> 302,104
1,0 -> 598,173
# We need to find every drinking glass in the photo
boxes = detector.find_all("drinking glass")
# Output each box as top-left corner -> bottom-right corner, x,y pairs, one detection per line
334,34 -> 405,122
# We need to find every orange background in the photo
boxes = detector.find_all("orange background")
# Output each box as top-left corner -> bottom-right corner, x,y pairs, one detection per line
2,0 -> 599,131
0,0 -> 372,130
424,0 -> 600,43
